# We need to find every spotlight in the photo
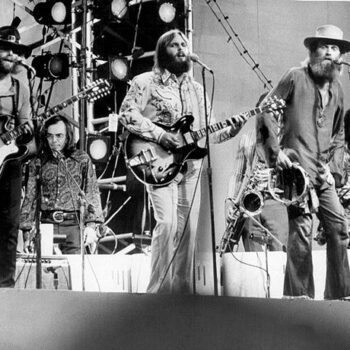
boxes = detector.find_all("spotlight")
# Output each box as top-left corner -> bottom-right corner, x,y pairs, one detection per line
94,0 -> 129,21
109,56 -> 129,81
87,135 -> 111,163
32,53 -> 70,80
158,1 -> 176,23
111,0 -> 128,19
33,0 -> 71,25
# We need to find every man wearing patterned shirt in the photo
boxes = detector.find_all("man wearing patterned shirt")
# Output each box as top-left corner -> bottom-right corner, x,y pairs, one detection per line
20,115 -> 104,254
120,29 -> 248,294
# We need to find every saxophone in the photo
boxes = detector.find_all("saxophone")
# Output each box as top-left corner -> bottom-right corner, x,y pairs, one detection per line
219,159 -> 268,255
239,160 -> 269,216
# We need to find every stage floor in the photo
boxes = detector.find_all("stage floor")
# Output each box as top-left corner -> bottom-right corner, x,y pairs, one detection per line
2,289 -> 350,350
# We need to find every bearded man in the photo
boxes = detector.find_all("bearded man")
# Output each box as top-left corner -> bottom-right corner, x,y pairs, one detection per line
120,29 -> 248,294
0,21 -> 35,287
257,25 -> 350,300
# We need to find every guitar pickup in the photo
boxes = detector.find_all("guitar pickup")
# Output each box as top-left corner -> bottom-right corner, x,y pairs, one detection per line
127,147 -> 158,167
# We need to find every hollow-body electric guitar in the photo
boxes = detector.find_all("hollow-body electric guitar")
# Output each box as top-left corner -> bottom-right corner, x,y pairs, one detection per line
124,97 -> 285,186
0,79 -> 111,174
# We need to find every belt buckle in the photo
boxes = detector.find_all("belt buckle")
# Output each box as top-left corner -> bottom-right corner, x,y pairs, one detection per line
52,211 -> 64,223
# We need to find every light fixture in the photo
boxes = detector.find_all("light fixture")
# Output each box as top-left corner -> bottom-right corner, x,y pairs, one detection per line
94,0 -> 129,21
109,56 -> 129,81
32,53 -> 70,80
33,0 -> 71,25
111,0 -> 128,19
158,2 -> 176,23
87,135 -> 111,163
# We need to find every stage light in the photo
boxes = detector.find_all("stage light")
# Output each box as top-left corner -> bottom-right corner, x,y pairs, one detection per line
109,56 -> 129,81
111,0 -> 128,19
87,135 -> 111,163
94,0 -> 129,21
33,0 -> 71,25
158,2 -> 176,23
32,53 -> 70,80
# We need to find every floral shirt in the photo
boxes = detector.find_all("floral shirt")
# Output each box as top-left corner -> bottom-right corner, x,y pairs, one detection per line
20,150 -> 104,231
119,68 -> 234,145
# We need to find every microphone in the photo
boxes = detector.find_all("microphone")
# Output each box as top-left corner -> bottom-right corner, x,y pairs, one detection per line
52,150 -> 65,160
334,60 -> 350,67
43,265 -> 62,274
17,59 -> 36,76
190,54 -> 213,74
98,183 -> 127,191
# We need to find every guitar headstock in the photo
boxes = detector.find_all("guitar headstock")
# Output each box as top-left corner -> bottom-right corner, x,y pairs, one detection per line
262,96 -> 286,114
83,79 -> 112,102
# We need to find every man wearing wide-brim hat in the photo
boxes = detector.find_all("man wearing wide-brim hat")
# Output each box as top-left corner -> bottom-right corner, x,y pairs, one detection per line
0,19 -> 35,288
257,24 -> 350,300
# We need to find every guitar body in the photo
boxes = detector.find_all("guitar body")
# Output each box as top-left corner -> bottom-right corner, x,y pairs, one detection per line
124,115 -> 207,186
124,98 -> 286,186
0,139 -> 28,175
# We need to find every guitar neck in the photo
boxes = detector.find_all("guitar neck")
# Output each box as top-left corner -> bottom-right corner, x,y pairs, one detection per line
0,123 -> 26,144
37,95 -> 81,121
191,106 -> 263,142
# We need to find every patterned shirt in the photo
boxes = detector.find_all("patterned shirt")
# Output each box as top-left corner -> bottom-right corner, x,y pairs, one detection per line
20,150 -> 104,231
119,68 -> 235,145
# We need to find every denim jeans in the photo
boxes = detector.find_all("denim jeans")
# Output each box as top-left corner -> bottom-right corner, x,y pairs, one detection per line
284,184 -> 350,299
146,160 -> 201,294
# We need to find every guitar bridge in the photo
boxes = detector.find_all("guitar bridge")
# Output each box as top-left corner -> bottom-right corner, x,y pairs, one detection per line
127,147 -> 158,167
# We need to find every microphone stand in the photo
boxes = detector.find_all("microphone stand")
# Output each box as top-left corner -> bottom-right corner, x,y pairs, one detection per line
79,193 -> 86,291
201,67 -> 218,296
241,208 -> 286,299
58,154 -> 93,291
34,158 -> 42,289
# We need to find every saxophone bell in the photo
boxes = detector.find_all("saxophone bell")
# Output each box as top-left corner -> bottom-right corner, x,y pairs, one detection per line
239,189 -> 264,216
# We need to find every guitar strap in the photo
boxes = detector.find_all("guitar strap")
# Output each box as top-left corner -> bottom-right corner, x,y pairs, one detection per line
11,77 -> 20,121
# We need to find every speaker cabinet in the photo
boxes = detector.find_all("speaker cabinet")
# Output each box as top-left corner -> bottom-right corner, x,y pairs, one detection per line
15,255 -> 72,290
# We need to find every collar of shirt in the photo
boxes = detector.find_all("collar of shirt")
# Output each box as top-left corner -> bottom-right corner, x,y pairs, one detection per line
156,68 -> 191,86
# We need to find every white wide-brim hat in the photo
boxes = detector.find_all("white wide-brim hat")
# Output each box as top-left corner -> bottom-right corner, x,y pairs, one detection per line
304,24 -> 350,53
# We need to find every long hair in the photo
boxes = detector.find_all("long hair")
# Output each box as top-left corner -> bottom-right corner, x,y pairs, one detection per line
153,29 -> 189,71
41,115 -> 75,158
345,109 -> 350,147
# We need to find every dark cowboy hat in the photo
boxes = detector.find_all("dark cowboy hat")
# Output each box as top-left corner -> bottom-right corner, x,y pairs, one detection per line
0,24 -> 31,58
304,24 -> 350,53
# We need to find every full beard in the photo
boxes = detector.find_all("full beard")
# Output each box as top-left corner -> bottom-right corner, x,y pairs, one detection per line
164,54 -> 192,76
0,58 -> 16,75
309,57 -> 341,83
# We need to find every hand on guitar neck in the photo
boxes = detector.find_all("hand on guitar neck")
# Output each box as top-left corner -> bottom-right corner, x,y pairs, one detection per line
228,113 -> 250,137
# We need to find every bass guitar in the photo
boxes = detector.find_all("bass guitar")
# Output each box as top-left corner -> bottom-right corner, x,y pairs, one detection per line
0,79 -> 111,173
124,97 -> 285,186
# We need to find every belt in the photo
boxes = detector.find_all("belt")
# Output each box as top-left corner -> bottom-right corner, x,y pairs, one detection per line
41,211 -> 79,223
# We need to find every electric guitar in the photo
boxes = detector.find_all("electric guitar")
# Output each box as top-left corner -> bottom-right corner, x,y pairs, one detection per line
124,97 -> 285,186
0,79 -> 111,174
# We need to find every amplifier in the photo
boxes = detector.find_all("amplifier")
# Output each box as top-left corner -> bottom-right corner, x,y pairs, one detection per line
15,254 -> 72,290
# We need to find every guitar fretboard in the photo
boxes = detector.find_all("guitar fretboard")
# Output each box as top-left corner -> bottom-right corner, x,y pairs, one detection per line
37,94 -> 83,121
191,106 -> 263,142
1,124 -> 25,144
